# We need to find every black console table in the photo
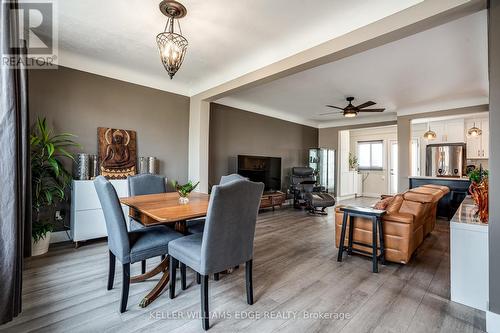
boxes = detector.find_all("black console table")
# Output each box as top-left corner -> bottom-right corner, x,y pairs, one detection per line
337,206 -> 386,273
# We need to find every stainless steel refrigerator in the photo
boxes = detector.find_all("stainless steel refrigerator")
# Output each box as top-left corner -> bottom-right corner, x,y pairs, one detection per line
425,143 -> 466,177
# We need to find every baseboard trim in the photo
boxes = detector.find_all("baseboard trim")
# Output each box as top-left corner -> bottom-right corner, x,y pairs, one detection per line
50,231 -> 72,243
487,310 -> 500,333
338,195 -> 356,201
360,192 -> 382,198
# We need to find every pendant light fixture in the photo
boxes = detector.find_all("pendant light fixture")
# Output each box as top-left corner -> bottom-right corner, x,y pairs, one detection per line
467,122 -> 483,137
156,0 -> 188,79
423,123 -> 437,140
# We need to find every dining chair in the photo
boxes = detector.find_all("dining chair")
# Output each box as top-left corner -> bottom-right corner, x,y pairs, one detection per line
186,173 -> 247,234
168,179 -> 264,330
94,176 -> 183,313
128,174 -> 168,274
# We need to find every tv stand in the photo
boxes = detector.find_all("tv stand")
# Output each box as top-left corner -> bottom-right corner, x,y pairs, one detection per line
260,191 -> 286,210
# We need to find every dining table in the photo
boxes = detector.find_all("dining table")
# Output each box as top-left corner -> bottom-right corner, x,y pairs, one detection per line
120,191 -> 210,307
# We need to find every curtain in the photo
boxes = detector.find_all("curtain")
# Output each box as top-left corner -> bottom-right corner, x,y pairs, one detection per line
0,0 -> 31,325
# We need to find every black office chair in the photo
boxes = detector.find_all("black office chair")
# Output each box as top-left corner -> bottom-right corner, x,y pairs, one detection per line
289,167 -> 335,215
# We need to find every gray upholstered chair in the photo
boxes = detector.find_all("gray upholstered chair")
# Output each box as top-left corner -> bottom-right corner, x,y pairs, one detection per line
168,179 -> 264,330
128,174 -> 168,274
186,174 -> 247,235
93,176 -> 183,313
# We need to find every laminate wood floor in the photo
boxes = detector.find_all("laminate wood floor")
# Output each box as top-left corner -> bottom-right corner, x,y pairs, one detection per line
0,202 -> 485,333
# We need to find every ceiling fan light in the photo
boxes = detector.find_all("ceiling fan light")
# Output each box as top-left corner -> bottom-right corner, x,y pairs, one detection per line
423,130 -> 437,140
344,111 -> 357,118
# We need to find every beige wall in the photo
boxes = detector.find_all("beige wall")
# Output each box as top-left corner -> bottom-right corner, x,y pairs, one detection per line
209,103 -> 318,190
28,66 -> 190,184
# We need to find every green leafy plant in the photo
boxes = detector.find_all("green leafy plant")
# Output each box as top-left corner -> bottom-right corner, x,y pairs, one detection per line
349,152 -> 359,171
32,220 -> 55,243
468,168 -> 489,183
31,117 -> 80,242
175,180 -> 200,197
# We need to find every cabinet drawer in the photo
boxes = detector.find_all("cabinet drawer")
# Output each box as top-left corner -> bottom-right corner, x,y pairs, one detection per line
72,207 -> 129,242
72,180 -> 129,211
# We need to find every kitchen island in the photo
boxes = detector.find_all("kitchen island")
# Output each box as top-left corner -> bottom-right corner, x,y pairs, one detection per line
409,176 -> 471,219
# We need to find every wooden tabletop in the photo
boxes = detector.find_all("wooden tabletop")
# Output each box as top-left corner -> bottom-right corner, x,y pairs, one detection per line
120,192 -> 210,224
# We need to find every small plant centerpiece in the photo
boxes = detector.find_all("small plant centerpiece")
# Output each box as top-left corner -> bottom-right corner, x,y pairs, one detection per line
468,167 -> 489,223
175,180 -> 200,205
31,117 -> 80,255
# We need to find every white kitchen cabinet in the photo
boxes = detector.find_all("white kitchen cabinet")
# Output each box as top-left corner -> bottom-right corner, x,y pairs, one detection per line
429,119 -> 464,143
70,179 -> 129,244
465,117 -> 489,159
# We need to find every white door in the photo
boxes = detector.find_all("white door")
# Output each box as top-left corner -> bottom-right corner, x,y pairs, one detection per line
389,141 -> 398,195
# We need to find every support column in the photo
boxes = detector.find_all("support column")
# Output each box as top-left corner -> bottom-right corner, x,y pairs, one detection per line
188,97 -> 210,193
397,116 -> 411,193
488,0 -> 500,331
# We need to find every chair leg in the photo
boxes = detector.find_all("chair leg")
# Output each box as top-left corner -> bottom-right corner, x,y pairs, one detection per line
201,275 -> 209,330
107,251 -> 116,290
246,259 -> 253,305
214,273 -> 219,281
180,262 -> 187,290
141,260 -> 146,274
196,272 -> 201,284
169,256 -> 178,299
120,263 -> 130,313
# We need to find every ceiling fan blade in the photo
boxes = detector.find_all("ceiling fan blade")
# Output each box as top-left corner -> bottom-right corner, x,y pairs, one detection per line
325,105 -> 345,110
318,111 -> 343,116
356,101 -> 376,109
358,108 -> 385,112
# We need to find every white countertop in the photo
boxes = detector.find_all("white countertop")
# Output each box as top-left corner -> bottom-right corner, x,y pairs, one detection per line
450,197 -> 488,232
409,176 -> 470,181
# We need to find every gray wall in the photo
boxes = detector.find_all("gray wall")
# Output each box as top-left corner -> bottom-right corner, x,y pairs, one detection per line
209,103 -> 318,190
28,66 -> 190,184
489,0 -> 500,316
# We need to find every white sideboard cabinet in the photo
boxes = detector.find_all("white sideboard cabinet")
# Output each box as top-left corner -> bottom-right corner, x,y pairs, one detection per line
70,179 -> 129,245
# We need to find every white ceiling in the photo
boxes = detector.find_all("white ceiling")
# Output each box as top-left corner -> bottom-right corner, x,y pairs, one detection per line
51,0 -> 423,96
216,10 -> 489,128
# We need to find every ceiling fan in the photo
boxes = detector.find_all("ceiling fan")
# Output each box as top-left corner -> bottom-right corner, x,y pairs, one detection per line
321,97 -> 385,118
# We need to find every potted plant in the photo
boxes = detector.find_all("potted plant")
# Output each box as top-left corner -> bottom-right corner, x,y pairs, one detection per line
31,118 -> 80,255
467,167 -> 489,223
349,152 -> 359,171
174,180 -> 200,205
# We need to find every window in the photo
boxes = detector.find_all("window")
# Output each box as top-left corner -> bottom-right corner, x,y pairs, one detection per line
357,140 -> 383,170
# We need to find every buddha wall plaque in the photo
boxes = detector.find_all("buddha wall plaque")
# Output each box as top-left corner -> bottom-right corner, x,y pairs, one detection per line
98,127 -> 137,179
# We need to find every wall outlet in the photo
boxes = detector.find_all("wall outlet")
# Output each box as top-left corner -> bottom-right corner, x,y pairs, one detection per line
55,210 -> 63,221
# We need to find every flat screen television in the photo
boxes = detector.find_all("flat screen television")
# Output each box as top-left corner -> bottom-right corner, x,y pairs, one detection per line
237,155 -> 281,192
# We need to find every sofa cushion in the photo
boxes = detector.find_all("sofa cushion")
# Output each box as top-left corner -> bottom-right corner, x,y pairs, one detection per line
374,196 -> 394,210
386,195 -> 404,213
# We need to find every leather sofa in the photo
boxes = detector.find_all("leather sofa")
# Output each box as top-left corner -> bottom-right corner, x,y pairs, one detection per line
334,185 -> 449,264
